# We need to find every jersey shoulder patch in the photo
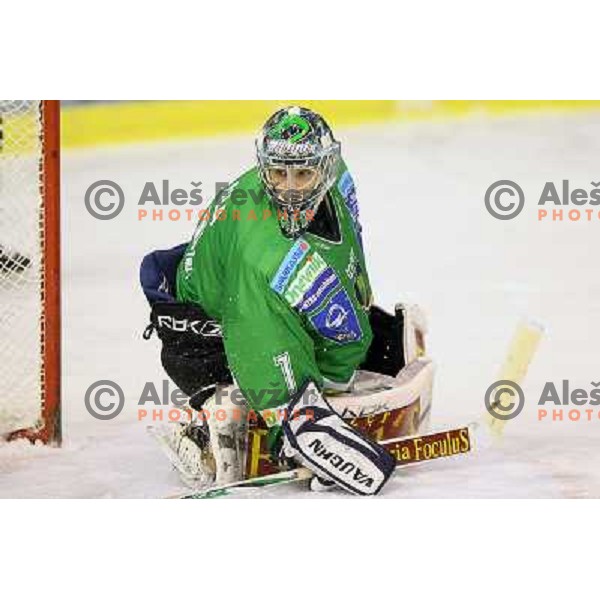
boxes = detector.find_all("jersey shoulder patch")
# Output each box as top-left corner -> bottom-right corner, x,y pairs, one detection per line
337,170 -> 355,198
337,170 -> 362,246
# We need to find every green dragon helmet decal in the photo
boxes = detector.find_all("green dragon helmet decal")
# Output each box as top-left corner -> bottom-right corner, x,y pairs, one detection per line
268,113 -> 312,143
256,106 -> 341,239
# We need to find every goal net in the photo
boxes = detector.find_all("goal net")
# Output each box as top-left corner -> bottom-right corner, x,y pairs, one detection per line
0,100 -> 61,444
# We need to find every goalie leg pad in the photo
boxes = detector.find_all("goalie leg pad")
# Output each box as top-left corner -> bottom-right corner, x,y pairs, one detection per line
282,381 -> 396,496
205,388 -> 248,485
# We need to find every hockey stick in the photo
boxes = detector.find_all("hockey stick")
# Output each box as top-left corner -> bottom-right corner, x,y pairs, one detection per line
174,421 -> 479,499
484,320 -> 544,437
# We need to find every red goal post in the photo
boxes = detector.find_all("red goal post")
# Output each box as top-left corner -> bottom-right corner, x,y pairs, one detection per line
0,100 -> 61,445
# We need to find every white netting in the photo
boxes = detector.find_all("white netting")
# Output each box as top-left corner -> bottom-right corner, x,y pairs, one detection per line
0,100 -> 44,437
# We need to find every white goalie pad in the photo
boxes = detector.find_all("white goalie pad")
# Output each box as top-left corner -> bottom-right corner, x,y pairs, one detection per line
398,303 -> 428,365
328,358 -> 434,433
166,359 -> 434,488
205,389 -> 248,485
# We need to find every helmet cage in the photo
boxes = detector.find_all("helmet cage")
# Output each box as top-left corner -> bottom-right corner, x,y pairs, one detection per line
257,140 -> 340,236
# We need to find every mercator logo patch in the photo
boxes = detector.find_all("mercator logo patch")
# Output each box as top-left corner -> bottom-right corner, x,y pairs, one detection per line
309,287 -> 362,344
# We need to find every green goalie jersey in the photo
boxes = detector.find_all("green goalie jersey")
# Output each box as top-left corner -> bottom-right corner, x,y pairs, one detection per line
176,162 -> 373,418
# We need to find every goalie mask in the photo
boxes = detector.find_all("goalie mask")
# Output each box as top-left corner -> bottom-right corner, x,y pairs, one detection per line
256,106 -> 341,238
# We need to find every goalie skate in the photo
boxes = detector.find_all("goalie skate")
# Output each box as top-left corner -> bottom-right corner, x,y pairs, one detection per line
149,387 -> 249,489
148,422 -> 216,488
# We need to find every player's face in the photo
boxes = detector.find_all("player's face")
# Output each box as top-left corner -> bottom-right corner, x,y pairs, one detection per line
266,166 -> 320,196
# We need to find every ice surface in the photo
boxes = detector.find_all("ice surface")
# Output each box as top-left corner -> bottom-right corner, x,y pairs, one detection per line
1,112 -> 599,498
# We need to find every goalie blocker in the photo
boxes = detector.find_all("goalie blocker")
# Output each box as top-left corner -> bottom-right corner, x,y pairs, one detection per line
281,380 -> 396,495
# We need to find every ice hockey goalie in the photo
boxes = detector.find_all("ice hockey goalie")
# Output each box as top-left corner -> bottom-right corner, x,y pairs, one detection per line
141,106 -> 434,495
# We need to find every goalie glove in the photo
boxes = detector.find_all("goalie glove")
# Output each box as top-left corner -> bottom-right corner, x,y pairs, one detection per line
281,381 -> 396,496
140,244 -> 232,410
143,301 -> 232,409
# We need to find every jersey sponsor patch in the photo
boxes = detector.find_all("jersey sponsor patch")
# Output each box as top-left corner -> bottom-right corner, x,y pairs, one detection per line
296,267 -> 340,313
337,170 -> 363,247
271,239 -> 310,294
283,251 -> 327,305
346,247 -> 358,280
309,287 -> 362,344
338,170 -> 354,198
